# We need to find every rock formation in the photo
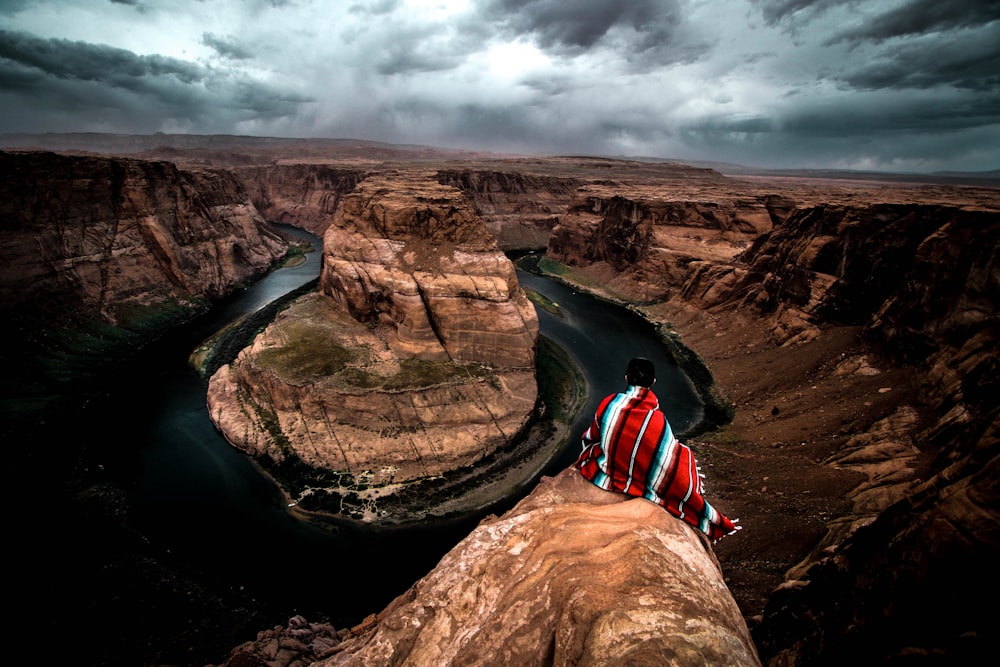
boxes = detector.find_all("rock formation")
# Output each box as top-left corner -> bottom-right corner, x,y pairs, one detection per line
436,168 -> 582,248
0,149 -> 288,415
6,136 -> 999,667
223,469 -> 761,667
0,150 -> 287,320
743,204 -> 1000,664
207,172 -> 540,517
237,164 -> 369,237
546,185 -> 790,302
323,468 -> 759,666
543,190 -> 1000,664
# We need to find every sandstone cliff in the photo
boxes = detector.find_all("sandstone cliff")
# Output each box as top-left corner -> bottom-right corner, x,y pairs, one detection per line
207,173 -> 540,519
0,151 -> 287,318
542,189 -> 1000,664
547,185 -> 792,302
436,168 -> 582,248
0,150 -> 288,416
738,204 -> 999,664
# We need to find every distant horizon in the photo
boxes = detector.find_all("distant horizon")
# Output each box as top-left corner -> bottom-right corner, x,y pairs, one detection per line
2,130 -> 998,184
2,2 -> 997,174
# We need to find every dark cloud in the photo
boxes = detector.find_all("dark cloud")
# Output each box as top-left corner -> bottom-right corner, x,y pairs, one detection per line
836,30 -> 1000,91
0,30 -> 205,85
0,0 -> 39,12
0,1 -> 996,172
780,93 -> 1000,136
751,0 -> 847,26
674,102 -> 996,170
372,26 -> 470,76
348,0 -> 399,16
0,29 -> 310,133
828,0 -> 1000,45
202,33 -> 254,60
481,0 -> 684,56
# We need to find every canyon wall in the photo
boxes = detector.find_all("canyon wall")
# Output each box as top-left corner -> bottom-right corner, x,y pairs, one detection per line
236,164 -> 369,236
0,151 -> 287,319
436,168 -> 582,248
546,184 -> 792,302
543,186 -> 1000,665
7,142 -> 998,667
0,150 -> 288,417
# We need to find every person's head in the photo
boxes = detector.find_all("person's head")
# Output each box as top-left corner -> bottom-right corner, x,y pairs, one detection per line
625,357 -> 656,388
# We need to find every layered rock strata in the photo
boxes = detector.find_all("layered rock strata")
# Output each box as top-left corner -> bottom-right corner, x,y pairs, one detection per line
236,164 -> 369,237
319,173 -> 538,367
544,193 -> 1000,664
0,150 -> 287,322
0,150 -> 289,416
437,168 -> 583,248
546,185 -> 792,302
207,173 -> 539,514
11,138 -> 999,667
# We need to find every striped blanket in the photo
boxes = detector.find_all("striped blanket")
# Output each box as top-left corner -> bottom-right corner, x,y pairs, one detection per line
577,385 -> 741,542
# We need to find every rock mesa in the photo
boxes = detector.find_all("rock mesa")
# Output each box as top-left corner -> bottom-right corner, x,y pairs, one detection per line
207,173 -> 539,515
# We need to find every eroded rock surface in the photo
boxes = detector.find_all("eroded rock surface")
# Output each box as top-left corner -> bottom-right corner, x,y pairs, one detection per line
221,468 -> 761,667
207,173 -> 540,515
0,149 -> 289,416
9,138 -> 1000,667
320,173 -> 538,367
0,150 -> 287,321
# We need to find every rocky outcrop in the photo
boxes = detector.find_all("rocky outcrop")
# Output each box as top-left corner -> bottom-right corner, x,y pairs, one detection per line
220,468 -> 761,667
686,203 -> 997,347
12,137 -> 998,667
322,468 -> 759,667
207,172 -> 540,517
320,173 -> 538,367
744,205 -> 1000,665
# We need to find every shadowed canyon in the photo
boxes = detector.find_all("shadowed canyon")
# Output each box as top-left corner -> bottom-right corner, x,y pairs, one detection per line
3,134 -> 998,666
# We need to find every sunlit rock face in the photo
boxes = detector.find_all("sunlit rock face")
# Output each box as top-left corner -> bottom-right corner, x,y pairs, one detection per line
320,173 -> 539,368
317,468 -> 761,667
207,172 -> 539,512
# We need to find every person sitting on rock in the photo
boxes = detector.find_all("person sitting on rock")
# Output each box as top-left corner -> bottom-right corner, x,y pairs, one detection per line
577,357 -> 741,542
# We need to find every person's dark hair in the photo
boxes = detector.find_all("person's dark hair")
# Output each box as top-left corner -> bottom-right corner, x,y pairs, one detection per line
625,357 -> 656,387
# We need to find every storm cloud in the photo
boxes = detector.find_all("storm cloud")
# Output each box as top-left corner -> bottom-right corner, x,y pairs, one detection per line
0,0 -> 997,172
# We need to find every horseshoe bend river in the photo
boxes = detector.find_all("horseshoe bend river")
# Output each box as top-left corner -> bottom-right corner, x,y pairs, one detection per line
26,226 -> 704,656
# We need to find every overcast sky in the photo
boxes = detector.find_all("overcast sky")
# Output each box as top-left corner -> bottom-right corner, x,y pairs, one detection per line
1,0 -> 998,172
